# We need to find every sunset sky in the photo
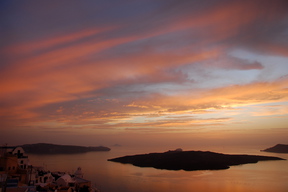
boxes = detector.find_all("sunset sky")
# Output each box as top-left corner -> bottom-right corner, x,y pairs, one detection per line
1,0 -> 288,148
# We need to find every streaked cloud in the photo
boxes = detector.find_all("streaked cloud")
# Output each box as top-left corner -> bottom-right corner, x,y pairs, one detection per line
1,0 -> 288,146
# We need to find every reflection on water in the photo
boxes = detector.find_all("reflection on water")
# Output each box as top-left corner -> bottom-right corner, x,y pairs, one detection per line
28,145 -> 288,192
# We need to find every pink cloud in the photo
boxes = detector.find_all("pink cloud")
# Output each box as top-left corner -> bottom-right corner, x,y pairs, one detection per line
1,0 -> 288,145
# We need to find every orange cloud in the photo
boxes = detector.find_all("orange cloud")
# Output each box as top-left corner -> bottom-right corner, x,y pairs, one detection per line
1,0 -> 288,146
4,26 -> 116,55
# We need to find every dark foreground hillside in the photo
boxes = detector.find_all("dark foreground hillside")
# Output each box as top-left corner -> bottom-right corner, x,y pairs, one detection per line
21,143 -> 110,154
108,150 -> 285,171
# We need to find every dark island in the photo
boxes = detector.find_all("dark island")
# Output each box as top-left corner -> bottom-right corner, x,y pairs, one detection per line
21,143 -> 111,154
108,150 -> 285,171
261,144 -> 288,153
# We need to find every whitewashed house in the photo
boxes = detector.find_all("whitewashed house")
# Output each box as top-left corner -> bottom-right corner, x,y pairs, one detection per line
74,167 -> 83,178
56,173 -> 75,187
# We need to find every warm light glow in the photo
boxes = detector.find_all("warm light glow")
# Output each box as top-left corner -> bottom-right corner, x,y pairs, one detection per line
0,0 -> 288,147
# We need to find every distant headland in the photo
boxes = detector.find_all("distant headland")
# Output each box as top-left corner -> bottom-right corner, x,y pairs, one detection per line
108,150 -> 285,171
21,143 -> 111,154
261,144 -> 288,153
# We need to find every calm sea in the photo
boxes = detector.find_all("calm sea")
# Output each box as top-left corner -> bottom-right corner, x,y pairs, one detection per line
28,145 -> 288,192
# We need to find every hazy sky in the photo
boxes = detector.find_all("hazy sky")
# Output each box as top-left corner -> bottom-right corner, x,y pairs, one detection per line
1,0 -> 288,147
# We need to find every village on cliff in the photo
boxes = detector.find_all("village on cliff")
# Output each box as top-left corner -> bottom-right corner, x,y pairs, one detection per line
0,146 -> 99,192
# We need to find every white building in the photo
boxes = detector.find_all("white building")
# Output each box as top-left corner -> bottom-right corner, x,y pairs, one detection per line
12,147 -> 30,170
74,167 -> 83,178
0,146 -> 30,171
56,173 -> 74,187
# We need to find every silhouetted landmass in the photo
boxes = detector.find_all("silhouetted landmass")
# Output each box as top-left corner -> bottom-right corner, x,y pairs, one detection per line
21,143 -> 111,154
261,144 -> 288,153
108,150 -> 285,171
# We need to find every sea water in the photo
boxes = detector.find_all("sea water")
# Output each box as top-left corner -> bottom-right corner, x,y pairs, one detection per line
28,145 -> 288,192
